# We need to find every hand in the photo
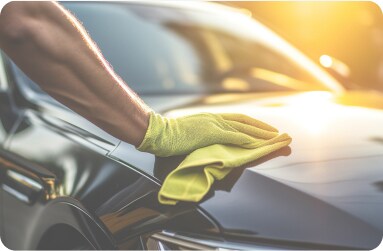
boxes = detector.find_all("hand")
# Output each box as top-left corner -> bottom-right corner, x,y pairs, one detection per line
137,111 -> 281,157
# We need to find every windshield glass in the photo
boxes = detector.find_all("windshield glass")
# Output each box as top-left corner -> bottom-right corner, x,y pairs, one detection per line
13,2 -> 334,95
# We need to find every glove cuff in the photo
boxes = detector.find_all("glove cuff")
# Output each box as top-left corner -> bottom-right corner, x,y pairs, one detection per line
136,111 -> 164,154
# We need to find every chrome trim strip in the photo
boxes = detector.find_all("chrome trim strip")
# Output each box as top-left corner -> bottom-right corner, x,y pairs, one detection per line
0,53 -> 7,90
151,232 -> 216,250
6,170 -> 43,191
2,184 -> 30,203
152,231 -> 281,250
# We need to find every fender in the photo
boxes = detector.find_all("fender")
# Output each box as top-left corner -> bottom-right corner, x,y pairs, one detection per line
29,198 -> 115,250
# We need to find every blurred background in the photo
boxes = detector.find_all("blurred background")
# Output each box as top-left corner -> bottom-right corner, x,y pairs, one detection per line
224,1 -> 383,92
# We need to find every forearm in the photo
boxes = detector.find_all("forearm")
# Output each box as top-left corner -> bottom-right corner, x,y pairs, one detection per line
0,1 -> 150,146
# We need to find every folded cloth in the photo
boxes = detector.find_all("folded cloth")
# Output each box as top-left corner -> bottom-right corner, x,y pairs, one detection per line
137,111 -> 282,157
158,132 -> 292,205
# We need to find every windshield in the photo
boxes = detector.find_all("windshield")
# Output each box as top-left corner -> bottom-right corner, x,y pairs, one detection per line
12,2 -> 338,95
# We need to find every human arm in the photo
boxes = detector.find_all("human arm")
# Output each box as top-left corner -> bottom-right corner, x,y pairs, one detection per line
0,1 -> 150,146
0,1 -> 287,157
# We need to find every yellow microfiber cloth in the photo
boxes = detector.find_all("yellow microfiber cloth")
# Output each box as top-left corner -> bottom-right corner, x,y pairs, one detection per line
158,133 -> 291,205
137,112 -> 281,157
137,111 -> 292,205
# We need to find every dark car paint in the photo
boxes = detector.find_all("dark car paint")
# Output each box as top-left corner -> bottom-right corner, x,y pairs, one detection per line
109,92 -> 383,249
0,53 -> 224,250
2,56 -> 383,249
0,98 -> 221,249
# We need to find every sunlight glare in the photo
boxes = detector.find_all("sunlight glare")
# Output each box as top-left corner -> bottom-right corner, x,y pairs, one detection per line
320,55 -> 333,68
286,91 -> 337,135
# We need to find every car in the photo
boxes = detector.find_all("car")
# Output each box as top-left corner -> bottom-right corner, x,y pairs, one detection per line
1,1 -> 383,250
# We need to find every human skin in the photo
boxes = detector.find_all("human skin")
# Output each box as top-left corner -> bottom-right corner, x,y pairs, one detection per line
0,1 -> 151,147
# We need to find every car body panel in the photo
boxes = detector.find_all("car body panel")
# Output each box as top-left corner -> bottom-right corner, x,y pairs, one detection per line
0,98 -> 219,249
111,91 -> 383,249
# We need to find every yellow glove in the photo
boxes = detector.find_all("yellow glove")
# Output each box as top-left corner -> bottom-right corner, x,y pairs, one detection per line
137,111 -> 280,157
158,133 -> 292,205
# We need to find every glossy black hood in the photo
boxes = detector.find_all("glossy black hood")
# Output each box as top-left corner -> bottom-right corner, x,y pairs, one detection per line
112,91 -> 383,249
198,155 -> 383,249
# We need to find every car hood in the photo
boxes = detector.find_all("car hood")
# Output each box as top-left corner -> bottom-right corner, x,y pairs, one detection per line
114,91 -> 383,249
